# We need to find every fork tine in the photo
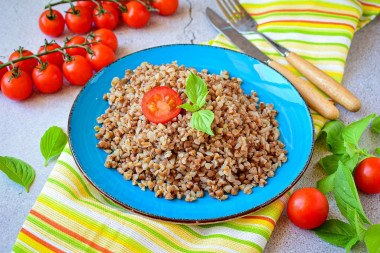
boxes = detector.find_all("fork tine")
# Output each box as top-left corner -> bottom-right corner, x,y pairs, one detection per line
216,0 -> 235,23
217,0 -> 237,23
231,0 -> 252,20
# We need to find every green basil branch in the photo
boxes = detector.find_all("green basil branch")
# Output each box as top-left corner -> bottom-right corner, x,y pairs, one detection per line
40,126 -> 68,166
0,126 -> 68,192
313,114 -> 380,253
177,71 -> 215,136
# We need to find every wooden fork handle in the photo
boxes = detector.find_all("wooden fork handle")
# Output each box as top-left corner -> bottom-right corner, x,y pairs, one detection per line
268,60 -> 340,120
286,52 -> 361,112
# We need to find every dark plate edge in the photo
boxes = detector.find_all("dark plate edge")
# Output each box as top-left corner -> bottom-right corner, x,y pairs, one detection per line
68,43 -> 315,225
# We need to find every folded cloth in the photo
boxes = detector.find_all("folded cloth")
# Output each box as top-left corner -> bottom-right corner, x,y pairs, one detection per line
13,1 -> 379,253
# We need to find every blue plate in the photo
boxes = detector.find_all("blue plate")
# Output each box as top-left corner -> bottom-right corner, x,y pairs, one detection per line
68,44 -> 314,224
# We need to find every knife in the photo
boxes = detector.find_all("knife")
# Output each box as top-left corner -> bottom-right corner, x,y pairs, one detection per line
206,7 -> 339,120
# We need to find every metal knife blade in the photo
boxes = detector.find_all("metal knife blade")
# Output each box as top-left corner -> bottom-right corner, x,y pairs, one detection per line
206,7 -> 270,64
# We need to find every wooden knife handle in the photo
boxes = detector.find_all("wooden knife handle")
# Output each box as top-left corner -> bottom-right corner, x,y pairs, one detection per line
286,52 -> 361,112
268,60 -> 339,120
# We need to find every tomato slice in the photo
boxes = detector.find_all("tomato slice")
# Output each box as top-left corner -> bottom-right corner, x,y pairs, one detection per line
141,86 -> 182,124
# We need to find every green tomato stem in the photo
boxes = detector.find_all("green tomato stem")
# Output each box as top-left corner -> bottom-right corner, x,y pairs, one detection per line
0,40 -> 102,69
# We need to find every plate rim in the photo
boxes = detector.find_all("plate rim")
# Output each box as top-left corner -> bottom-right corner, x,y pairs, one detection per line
68,43 -> 315,224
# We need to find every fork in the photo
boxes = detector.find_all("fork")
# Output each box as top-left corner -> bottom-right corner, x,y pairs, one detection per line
216,0 -> 361,113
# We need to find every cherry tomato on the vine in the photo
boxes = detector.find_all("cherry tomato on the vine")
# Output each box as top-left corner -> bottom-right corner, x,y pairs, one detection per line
9,49 -> 38,76
65,36 -> 88,57
65,6 -> 93,34
86,44 -> 115,72
141,86 -> 182,124
39,9 -> 65,37
37,43 -> 64,69
76,0 -> 98,11
287,187 -> 329,229
152,0 -> 178,16
93,4 -> 120,30
32,63 -> 63,94
0,61 -> 8,82
101,1 -> 121,12
122,1 -> 150,28
92,28 -> 118,52
62,55 -> 93,86
1,69 -> 33,101
354,157 -> 380,194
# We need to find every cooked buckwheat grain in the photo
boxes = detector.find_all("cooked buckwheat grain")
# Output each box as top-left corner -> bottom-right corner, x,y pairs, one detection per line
95,61 -> 287,201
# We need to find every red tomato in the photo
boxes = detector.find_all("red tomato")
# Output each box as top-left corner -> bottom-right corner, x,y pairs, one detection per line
62,55 -> 93,86
37,43 -> 64,69
32,63 -> 63,93
1,69 -> 33,100
354,157 -> 380,194
9,49 -> 38,76
76,0 -> 98,11
287,187 -> 329,229
65,6 -> 93,34
93,4 -> 120,30
0,61 -> 8,82
152,0 -> 178,16
101,1 -> 120,10
121,1 -> 150,28
92,28 -> 118,52
86,44 -> 115,72
39,9 -> 65,37
141,86 -> 182,124
65,36 -> 88,57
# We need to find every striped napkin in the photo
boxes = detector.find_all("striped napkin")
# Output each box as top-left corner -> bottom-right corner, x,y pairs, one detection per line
13,1 -> 379,252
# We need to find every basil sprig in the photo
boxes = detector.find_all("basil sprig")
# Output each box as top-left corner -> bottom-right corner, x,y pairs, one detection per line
315,113 -> 380,252
177,71 -> 214,136
0,156 -> 35,192
40,126 -> 68,166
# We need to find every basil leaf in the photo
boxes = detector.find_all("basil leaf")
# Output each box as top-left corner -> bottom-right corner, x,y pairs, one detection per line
342,113 -> 376,147
40,126 -> 68,166
190,110 -> 215,136
365,224 -> 380,253
347,206 -> 367,241
313,219 -> 357,248
186,71 -> 209,108
334,161 -> 371,225
177,103 -> 199,112
371,116 -> 380,133
376,148 -> 380,155
319,153 -> 359,175
0,156 -> 35,192
317,173 -> 335,194
344,141 -> 358,158
345,238 -> 360,253
318,120 -> 346,154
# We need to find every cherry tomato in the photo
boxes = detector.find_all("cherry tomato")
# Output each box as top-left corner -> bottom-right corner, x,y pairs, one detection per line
76,0 -> 98,11
287,187 -> 329,229
101,1 -> 120,11
37,43 -> 64,69
32,63 -> 63,94
9,49 -> 38,76
141,86 -> 182,124
354,157 -> 380,194
65,36 -> 88,57
93,4 -> 119,30
92,28 -> 118,52
62,55 -> 93,86
152,0 -> 178,16
86,44 -> 115,72
1,69 -> 33,101
65,6 -> 93,34
0,61 -> 8,82
39,9 -> 65,37
121,1 -> 150,28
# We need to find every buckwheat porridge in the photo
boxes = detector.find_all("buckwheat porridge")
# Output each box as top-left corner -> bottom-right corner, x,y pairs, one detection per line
95,61 -> 287,202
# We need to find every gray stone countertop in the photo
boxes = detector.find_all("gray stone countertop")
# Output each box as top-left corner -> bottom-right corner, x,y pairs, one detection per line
0,1 -> 379,252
